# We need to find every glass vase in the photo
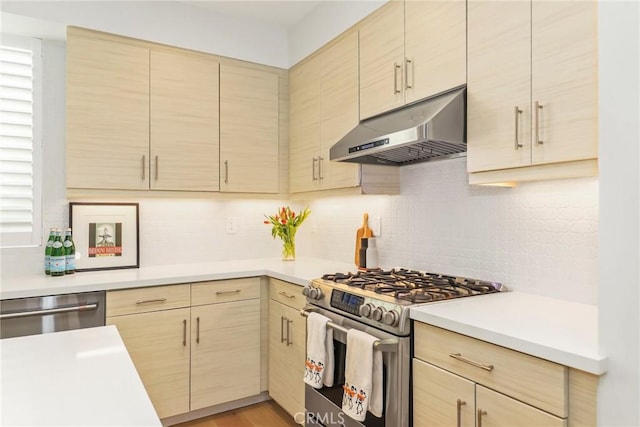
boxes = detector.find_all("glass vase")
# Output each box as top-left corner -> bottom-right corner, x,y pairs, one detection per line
281,235 -> 296,261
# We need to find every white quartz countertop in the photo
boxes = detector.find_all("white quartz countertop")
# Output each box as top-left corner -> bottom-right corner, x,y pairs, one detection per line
410,291 -> 606,375
0,325 -> 161,427
0,257 -> 356,300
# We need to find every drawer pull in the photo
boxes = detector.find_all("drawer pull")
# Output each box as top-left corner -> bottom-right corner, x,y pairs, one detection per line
135,298 -> 167,305
216,289 -> 241,296
278,291 -> 296,299
196,316 -> 200,344
449,353 -> 494,372
477,409 -> 487,427
456,399 -> 466,427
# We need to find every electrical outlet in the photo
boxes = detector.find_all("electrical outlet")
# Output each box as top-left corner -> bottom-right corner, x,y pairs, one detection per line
225,217 -> 237,234
371,216 -> 382,237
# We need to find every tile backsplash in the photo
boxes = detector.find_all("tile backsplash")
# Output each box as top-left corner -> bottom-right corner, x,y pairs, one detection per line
297,158 -> 599,305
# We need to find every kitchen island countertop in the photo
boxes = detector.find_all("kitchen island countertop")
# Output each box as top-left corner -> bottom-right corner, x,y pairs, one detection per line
0,257 -> 356,300
410,291 -> 606,375
0,325 -> 161,427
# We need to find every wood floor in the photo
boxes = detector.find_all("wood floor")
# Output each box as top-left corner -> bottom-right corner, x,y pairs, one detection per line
175,401 -> 300,427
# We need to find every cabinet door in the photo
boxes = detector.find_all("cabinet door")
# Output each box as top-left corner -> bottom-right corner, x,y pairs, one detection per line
106,308 -> 190,419
476,385 -> 567,427
150,50 -> 219,191
220,64 -> 279,193
269,300 -> 306,418
359,0 -> 405,120
405,0 -> 466,104
531,0 -> 597,165
289,55 -> 321,193
413,359 -> 475,427
319,31 -> 360,190
191,299 -> 260,410
467,0 -> 531,173
66,35 -> 150,190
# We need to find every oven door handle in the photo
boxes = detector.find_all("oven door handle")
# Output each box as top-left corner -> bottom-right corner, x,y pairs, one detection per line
300,307 -> 399,353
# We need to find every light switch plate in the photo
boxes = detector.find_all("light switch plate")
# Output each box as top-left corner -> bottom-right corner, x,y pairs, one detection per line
225,217 -> 237,234
371,216 -> 381,237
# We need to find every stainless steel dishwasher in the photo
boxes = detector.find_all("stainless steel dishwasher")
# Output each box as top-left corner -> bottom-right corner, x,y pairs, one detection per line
0,291 -> 106,338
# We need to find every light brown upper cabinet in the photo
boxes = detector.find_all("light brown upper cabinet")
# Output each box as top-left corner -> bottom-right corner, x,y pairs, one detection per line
220,64 -> 279,193
359,0 -> 466,120
67,34 -> 150,190
67,28 -> 220,192
289,30 -> 399,194
289,31 -> 360,193
467,0 -> 598,184
150,50 -> 220,191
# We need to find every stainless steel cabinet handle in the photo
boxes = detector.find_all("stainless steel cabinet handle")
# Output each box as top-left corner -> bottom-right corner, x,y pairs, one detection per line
141,155 -> 146,180
278,291 -> 296,299
405,58 -> 414,89
196,316 -> 200,344
477,409 -> 487,427
535,101 -> 544,146
224,160 -> 229,184
0,303 -> 98,319
312,157 -> 319,181
182,319 -> 187,347
456,399 -> 466,427
514,106 -> 523,150
216,289 -> 241,296
281,316 -> 286,344
154,155 -> 159,180
135,298 -> 167,305
393,63 -> 402,94
449,353 -> 494,371
318,156 -> 324,180
286,319 -> 293,346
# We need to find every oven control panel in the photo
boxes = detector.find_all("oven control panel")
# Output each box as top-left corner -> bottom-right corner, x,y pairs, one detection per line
330,290 -> 364,317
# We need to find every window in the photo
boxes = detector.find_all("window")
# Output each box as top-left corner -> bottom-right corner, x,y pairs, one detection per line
0,36 -> 42,247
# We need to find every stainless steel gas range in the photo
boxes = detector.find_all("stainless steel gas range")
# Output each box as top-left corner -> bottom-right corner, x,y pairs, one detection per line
301,268 -> 505,427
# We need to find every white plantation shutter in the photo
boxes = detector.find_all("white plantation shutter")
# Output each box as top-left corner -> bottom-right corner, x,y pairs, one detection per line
0,37 -> 42,247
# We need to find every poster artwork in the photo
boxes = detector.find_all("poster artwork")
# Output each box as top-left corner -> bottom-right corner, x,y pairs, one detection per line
88,223 -> 123,257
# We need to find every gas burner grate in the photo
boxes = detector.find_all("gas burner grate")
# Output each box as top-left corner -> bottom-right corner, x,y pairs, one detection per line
322,268 -> 503,303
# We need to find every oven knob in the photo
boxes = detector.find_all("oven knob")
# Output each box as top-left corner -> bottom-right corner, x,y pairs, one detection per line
359,303 -> 375,318
383,309 -> 399,326
302,287 -> 311,297
308,287 -> 323,300
372,306 -> 386,322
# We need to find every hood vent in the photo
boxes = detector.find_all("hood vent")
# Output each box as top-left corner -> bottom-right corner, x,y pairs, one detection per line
330,86 -> 466,166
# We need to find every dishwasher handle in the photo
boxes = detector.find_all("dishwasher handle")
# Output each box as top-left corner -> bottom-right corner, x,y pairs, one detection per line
0,303 -> 99,320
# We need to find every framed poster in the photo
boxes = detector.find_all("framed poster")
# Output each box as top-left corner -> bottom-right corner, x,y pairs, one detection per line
69,202 -> 139,272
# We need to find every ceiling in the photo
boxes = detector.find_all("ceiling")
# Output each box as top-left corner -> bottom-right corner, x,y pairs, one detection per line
182,0 -> 323,29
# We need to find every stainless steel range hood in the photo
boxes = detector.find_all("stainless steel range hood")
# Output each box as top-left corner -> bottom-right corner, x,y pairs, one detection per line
330,86 -> 466,166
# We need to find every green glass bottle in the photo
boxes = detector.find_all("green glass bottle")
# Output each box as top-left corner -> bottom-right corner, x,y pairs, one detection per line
44,228 -> 55,275
50,229 -> 66,276
64,227 -> 76,274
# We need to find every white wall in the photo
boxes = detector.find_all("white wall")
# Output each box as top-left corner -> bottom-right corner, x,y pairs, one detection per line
288,0 -> 386,66
296,159 -> 599,305
597,1 -> 640,425
0,1 -> 290,68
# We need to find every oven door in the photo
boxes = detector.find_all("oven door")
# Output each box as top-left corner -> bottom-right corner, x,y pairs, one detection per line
301,306 -> 410,427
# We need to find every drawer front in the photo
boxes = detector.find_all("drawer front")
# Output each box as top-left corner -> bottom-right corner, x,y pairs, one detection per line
106,284 -> 191,317
269,278 -> 306,311
414,323 -> 568,417
191,278 -> 260,306
477,385 -> 567,427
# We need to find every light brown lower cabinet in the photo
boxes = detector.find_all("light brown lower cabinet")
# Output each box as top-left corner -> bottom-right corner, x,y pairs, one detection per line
413,322 -> 597,427
107,307 -> 191,419
268,279 -> 307,422
106,279 -> 261,420
190,298 -> 260,410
